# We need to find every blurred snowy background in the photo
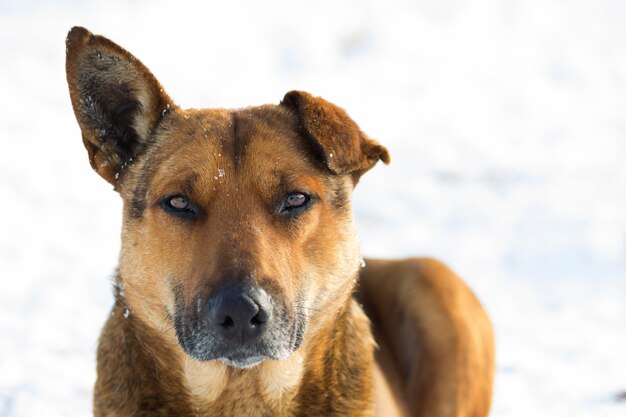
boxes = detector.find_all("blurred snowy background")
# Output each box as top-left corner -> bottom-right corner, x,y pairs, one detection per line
1,0 -> 625,416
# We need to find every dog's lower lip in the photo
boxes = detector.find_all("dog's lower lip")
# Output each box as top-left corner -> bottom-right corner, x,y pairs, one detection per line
219,355 -> 266,369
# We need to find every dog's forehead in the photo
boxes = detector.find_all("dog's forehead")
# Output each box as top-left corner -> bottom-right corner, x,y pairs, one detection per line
228,106 -> 321,174
145,104 -> 325,198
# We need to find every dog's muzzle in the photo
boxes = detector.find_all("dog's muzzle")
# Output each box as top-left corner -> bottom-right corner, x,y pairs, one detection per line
175,281 -> 303,368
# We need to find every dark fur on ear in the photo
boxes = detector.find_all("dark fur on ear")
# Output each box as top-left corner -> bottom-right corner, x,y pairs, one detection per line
281,91 -> 390,181
66,26 -> 175,187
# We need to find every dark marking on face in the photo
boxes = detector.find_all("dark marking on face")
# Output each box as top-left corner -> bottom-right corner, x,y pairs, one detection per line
328,178 -> 351,210
127,135 -> 173,220
230,111 -> 245,169
169,280 -> 185,307
129,163 -> 154,219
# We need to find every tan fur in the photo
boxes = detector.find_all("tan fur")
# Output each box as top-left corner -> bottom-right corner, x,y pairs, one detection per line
259,351 -> 304,401
66,27 -> 494,417
182,349 -> 305,413
183,359 -> 228,405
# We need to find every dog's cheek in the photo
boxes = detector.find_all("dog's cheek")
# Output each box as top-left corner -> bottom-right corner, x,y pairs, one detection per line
118,215 -> 192,333
298,207 -> 362,328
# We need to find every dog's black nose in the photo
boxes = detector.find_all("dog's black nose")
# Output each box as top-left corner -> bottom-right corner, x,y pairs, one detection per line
208,285 -> 272,343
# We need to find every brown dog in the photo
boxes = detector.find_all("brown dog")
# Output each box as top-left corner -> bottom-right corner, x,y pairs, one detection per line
66,27 -> 494,417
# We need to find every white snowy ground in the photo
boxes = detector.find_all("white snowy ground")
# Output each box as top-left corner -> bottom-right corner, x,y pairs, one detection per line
1,0 -> 625,416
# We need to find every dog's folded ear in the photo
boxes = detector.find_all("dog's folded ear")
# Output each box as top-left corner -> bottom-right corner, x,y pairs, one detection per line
281,91 -> 390,181
66,26 -> 175,187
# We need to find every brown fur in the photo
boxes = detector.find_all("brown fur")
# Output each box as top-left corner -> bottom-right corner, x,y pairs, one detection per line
357,259 -> 495,417
66,27 -> 494,417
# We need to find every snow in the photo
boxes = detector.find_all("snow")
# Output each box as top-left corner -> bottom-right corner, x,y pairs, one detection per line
1,0 -> 625,416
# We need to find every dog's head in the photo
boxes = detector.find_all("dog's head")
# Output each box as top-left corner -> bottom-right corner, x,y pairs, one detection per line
66,27 -> 389,368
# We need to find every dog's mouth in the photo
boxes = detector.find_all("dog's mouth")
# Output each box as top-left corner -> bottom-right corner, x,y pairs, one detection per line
215,348 -> 291,369
218,355 -> 266,369
173,285 -> 305,368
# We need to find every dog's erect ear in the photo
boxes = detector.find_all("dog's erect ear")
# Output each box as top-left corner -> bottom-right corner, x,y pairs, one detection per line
281,91 -> 390,181
66,26 -> 175,186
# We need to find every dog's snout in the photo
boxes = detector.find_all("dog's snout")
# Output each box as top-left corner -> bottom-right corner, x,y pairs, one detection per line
208,285 -> 272,343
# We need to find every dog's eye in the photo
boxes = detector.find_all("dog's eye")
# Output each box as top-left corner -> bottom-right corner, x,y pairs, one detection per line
281,192 -> 311,214
162,195 -> 197,218
286,193 -> 308,208
169,196 -> 189,210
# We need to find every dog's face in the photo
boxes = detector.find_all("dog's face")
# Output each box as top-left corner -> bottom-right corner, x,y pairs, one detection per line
66,27 -> 389,368
117,107 -> 369,367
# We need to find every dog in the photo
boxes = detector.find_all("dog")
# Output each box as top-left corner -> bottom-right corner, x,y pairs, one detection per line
66,26 -> 495,417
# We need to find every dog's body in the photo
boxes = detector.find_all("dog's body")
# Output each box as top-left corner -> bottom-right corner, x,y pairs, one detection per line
66,27 -> 494,417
